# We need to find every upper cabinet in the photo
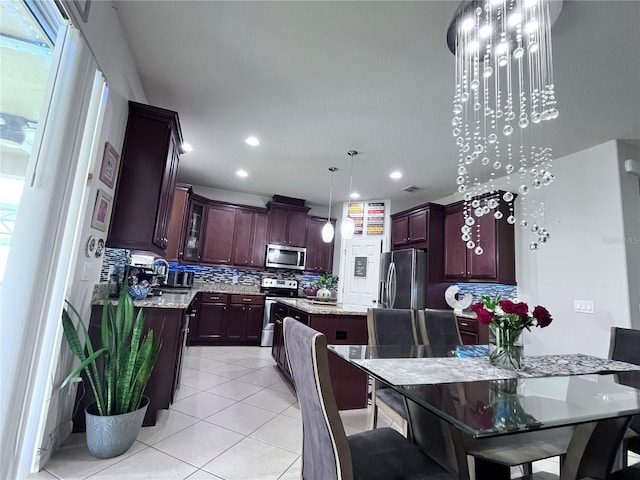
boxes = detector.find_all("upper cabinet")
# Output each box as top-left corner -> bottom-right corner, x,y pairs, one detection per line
390,203 -> 444,251
165,184 -> 191,261
232,208 -> 268,268
443,194 -> 516,284
107,102 -> 183,255
267,202 -> 310,247
201,204 -> 237,265
180,194 -> 207,263
305,216 -> 335,273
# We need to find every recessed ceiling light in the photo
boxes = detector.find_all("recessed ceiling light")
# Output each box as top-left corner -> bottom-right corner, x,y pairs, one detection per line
236,169 -> 248,177
182,142 -> 193,152
245,136 -> 260,146
390,171 -> 403,179
350,192 -> 360,199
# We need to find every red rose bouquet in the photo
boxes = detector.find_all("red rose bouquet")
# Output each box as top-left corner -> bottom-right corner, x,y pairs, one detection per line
470,294 -> 553,370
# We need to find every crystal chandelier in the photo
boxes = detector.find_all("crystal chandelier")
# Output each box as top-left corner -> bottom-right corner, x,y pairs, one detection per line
447,0 -> 562,254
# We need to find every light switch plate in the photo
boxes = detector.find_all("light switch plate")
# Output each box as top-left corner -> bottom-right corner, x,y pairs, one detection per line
574,300 -> 595,314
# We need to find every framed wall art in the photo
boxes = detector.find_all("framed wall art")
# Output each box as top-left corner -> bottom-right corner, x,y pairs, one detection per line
91,189 -> 113,232
99,142 -> 120,189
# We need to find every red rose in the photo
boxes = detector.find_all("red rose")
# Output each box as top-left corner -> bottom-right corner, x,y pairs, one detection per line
476,308 -> 493,325
499,299 -> 516,314
533,305 -> 553,328
513,302 -> 529,318
470,302 -> 484,314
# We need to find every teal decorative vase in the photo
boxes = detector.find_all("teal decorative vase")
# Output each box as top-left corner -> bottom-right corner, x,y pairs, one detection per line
489,326 -> 524,370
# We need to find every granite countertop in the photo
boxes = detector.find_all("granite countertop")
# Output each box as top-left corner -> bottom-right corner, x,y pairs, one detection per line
276,298 -> 368,316
92,282 -> 264,309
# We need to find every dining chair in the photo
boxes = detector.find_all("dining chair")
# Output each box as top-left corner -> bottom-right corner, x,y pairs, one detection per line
609,327 -> 640,467
283,317 -> 457,480
366,307 -> 418,434
417,309 -> 462,346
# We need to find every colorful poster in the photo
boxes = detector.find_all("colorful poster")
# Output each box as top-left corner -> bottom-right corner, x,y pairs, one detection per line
366,202 -> 385,235
349,202 -> 364,235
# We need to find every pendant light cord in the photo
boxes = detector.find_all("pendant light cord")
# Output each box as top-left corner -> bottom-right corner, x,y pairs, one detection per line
327,167 -> 337,222
346,150 -> 357,217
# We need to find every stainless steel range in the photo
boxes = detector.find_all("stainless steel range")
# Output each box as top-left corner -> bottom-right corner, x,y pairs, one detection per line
260,278 -> 299,347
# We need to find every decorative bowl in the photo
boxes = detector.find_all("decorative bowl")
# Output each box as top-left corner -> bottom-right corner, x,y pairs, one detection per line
128,284 -> 149,300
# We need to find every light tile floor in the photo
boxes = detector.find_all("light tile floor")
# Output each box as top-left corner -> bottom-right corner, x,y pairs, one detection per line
35,345 -> 640,480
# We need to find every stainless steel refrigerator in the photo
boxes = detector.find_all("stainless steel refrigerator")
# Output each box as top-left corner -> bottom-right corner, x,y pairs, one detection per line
378,249 -> 427,309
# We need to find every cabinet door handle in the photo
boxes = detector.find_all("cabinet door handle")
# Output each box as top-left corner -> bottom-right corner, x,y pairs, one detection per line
459,322 -> 469,327
243,298 -> 253,302
276,319 -> 282,324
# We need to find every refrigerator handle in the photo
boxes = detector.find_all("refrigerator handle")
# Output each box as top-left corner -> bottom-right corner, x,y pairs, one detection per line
389,262 -> 397,308
385,263 -> 393,307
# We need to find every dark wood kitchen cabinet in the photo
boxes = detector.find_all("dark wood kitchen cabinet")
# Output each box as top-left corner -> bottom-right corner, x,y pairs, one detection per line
189,293 -> 264,346
201,204 -> 236,265
227,295 -> 264,345
107,102 -> 183,256
444,196 -> 516,284
267,203 -> 310,247
191,293 -> 229,343
271,301 -> 368,410
166,184 -> 191,261
232,209 -> 268,268
391,206 -> 431,249
456,315 -> 489,345
180,195 -> 207,263
271,303 -> 290,377
305,216 -> 335,273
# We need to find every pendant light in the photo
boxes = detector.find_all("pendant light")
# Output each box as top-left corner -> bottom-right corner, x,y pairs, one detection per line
341,150 -> 358,240
322,167 -> 338,243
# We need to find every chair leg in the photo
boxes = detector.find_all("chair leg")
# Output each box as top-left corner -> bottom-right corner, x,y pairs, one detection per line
371,402 -> 379,430
521,462 -> 533,476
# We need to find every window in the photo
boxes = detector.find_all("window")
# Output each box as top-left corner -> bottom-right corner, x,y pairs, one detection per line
0,0 -> 57,282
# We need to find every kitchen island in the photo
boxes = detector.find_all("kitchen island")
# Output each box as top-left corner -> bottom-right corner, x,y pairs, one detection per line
271,298 -> 369,409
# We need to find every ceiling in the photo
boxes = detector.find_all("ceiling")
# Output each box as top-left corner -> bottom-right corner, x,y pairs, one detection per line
114,1 -> 640,210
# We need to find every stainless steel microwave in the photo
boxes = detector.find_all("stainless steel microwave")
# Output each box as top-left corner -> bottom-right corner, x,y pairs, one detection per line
265,244 -> 306,270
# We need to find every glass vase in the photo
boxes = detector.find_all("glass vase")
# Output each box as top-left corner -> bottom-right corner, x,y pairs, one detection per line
489,326 -> 524,370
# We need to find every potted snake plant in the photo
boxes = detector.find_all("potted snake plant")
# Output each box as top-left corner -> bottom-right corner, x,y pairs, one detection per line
61,287 -> 161,458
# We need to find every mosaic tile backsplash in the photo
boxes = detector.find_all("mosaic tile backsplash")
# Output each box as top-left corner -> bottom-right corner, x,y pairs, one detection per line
100,248 -> 321,287
456,283 -> 518,304
101,248 -> 517,303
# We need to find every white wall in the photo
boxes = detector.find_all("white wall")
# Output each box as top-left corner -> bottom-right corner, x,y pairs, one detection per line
616,140 -> 640,328
516,141 -> 633,357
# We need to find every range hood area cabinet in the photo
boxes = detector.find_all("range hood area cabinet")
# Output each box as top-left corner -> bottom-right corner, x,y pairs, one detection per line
107,102 -> 183,256
443,195 -> 516,284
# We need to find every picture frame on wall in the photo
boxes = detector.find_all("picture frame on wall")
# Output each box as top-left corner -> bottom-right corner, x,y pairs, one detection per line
99,142 -> 120,189
91,189 -> 113,232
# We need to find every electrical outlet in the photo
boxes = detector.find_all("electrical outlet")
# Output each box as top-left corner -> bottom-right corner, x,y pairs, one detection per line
574,300 -> 595,314
81,262 -> 92,281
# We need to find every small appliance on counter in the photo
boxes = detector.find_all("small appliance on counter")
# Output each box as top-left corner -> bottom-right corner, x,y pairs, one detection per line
129,254 -> 170,296
260,278 -> 299,347
166,270 -> 195,288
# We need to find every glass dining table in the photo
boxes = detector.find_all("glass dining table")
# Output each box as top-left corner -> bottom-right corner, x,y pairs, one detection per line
328,343 -> 640,480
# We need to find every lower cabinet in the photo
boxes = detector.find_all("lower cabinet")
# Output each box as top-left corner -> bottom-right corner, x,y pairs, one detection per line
271,302 -> 368,410
74,306 -> 184,431
456,316 -> 488,345
189,292 -> 264,346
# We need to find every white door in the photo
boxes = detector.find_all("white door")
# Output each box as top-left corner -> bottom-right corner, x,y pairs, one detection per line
341,238 -> 382,307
